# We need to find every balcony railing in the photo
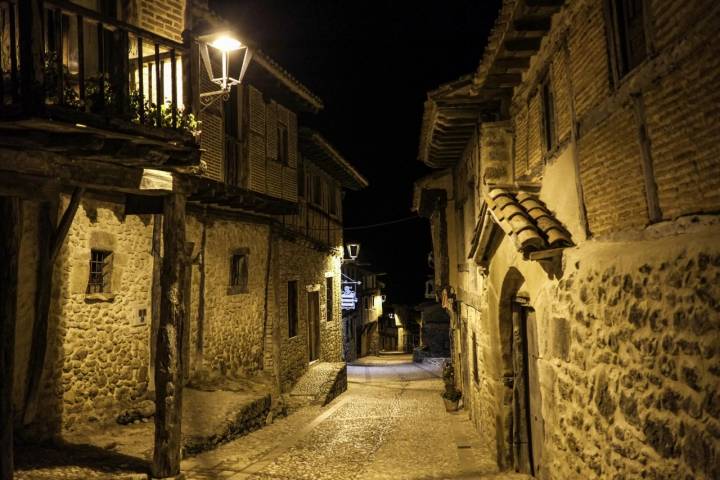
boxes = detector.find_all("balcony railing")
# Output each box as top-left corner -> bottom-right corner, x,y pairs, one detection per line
0,0 -> 195,136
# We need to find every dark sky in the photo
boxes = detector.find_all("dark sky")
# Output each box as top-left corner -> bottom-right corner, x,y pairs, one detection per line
210,0 -> 502,304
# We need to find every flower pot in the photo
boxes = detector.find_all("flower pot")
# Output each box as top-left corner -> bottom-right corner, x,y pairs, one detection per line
443,397 -> 460,412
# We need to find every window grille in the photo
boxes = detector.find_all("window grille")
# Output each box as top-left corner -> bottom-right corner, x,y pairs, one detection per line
87,249 -> 112,293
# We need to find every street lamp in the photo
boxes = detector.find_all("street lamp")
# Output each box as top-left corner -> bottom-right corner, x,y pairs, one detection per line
346,243 -> 360,261
198,32 -> 253,111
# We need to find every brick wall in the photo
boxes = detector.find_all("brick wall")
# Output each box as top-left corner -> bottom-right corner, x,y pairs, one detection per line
577,106 -> 648,235
643,7 -> 720,219
138,0 -> 186,42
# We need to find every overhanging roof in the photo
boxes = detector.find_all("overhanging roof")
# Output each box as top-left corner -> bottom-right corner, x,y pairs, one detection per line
417,0 -> 566,169
299,128 -> 369,191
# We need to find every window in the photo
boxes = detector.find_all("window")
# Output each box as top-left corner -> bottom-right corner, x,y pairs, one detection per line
607,0 -> 648,81
542,77 -> 556,152
228,249 -> 249,294
87,249 -> 112,293
277,124 -> 289,164
472,332 -> 479,384
288,281 -> 298,337
326,277 -> 334,322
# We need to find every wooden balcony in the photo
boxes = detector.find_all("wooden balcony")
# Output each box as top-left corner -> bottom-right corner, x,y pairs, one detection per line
0,0 -> 199,168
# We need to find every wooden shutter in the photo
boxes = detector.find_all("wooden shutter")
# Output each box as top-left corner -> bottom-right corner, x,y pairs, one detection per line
288,109 -> 298,168
266,101 -> 278,161
248,86 -> 266,193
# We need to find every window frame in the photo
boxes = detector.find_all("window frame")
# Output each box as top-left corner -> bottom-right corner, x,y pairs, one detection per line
87,249 -> 113,294
228,248 -> 250,295
605,0 -> 650,85
541,74 -> 556,154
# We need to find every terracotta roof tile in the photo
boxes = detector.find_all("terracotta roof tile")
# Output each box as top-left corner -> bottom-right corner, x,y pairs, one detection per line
485,187 -> 572,255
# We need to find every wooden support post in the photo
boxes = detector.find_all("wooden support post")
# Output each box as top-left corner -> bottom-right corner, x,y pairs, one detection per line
0,197 -> 22,480
150,213 -> 162,386
23,188 -> 84,424
152,193 -> 186,480
17,0 -> 44,112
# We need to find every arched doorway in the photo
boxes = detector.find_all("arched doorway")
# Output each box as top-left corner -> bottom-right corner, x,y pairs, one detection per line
497,268 -> 543,476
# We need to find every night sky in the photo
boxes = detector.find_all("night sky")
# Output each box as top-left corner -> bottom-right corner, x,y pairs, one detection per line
210,0 -> 502,304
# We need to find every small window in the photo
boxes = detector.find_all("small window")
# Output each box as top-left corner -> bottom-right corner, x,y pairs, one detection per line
228,251 -> 249,294
472,332 -> 479,384
326,277 -> 334,322
288,280 -> 298,337
87,249 -> 112,293
607,0 -> 647,81
541,78 -> 556,152
277,124 -> 289,164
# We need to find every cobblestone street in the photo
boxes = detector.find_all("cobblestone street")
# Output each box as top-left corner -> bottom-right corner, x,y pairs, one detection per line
182,356 -> 529,480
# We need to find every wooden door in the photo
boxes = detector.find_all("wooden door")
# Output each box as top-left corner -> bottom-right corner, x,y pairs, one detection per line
526,309 -> 544,476
511,301 -> 543,476
308,291 -> 320,362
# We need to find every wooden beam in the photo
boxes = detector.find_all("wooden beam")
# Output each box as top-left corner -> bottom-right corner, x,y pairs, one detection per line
152,193 -> 186,479
485,74 -> 524,87
0,197 -> 21,480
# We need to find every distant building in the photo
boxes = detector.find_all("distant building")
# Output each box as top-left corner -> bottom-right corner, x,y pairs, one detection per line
341,263 -> 384,361
414,0 -> 720,478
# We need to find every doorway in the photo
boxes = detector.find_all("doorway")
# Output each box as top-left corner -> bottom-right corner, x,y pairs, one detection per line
308,291 -> 320,362
509,298 -> 543,476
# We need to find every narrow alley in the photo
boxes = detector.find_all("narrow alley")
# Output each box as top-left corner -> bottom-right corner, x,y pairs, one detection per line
181,355 -> 528,480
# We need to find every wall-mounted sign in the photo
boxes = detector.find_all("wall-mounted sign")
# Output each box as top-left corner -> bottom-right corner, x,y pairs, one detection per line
341,284 -> 357,310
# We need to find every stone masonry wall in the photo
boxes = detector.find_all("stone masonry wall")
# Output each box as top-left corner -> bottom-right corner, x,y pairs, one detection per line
37,197 -> 155,431
186,215 -> 270,378
542,228 -> 720,480
276,238 -> 342,392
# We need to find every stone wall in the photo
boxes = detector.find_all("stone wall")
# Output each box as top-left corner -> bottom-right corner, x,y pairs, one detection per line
542,228 -> 720,479
36,197 -> 155,431
276,238 -> 342,392
456,222 -> 720,480
186,215 -> 271,378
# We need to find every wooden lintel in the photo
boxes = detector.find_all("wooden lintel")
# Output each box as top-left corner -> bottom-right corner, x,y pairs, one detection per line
528,247 -> 567,260
0,173 -> 60,201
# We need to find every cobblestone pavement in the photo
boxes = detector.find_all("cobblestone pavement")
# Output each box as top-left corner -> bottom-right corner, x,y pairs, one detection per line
183,356 -> 531,480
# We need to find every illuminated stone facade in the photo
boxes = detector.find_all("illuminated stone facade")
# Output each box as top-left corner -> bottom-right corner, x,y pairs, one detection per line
415,0 -> 720,478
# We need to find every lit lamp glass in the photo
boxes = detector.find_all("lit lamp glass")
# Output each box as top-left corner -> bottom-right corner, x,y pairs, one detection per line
346,243 -> 360,260
198,31 -> 252,110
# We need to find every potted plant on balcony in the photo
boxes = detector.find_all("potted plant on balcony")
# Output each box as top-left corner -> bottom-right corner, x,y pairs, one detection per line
441,361 -> 462,412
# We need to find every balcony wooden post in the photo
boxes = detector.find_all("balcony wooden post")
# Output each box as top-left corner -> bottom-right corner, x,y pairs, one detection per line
152,192 -> 186,480
0,197 -> 21,480
77,14 -> 86,106
138,37 -> 145,123
155,43 -> 162,127
17,0 -> 44,113
54,8 -> 63,105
